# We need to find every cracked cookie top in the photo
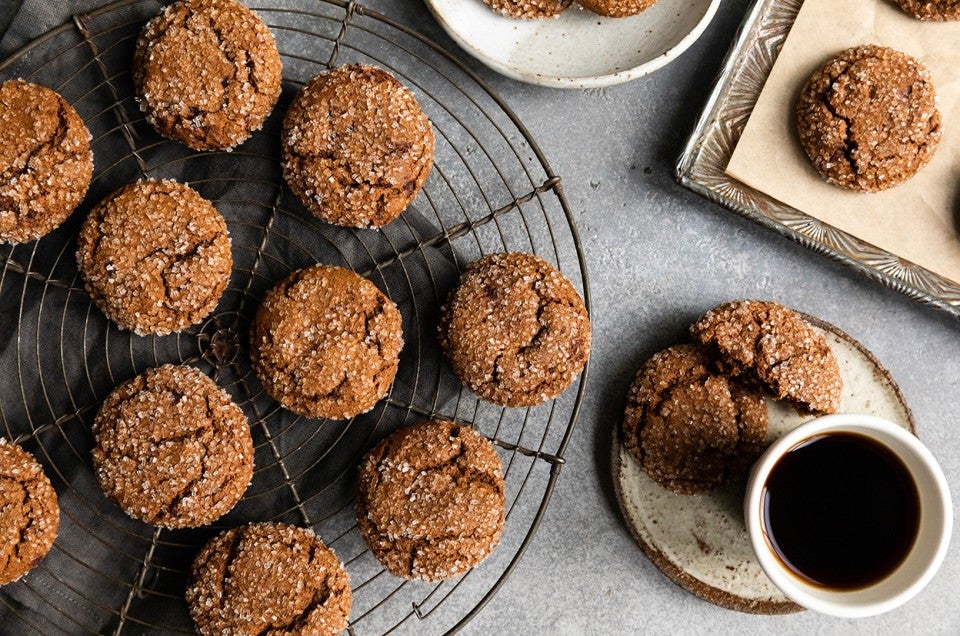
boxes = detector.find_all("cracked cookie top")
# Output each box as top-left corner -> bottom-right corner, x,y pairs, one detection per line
187,522 -> 350,636
893,0 -> 960,20
76,179 -> 233,335
795,45 -> 941,192
0,439 -> 59,585
91,364 -> 253,528
439,252 -> 590,407
482,0 -> 572,19
132,0 -> 282,151
578,0 -> 659,18
0,80 -> 93,244
281,64 -> 434,228
623,344 -> 769,495
356,420 -> 505,581
691,300 -> 842,415
249,265 -> 404,419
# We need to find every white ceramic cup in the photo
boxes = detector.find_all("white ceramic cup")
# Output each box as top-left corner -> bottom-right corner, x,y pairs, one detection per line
744,414 -> 952,618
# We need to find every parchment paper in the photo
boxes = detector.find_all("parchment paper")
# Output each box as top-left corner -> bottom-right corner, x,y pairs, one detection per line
726,0 -> 960,282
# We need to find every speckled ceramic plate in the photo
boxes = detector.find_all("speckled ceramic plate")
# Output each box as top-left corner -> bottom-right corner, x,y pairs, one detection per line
612,316 -> 915,614
425,0 -> 722,88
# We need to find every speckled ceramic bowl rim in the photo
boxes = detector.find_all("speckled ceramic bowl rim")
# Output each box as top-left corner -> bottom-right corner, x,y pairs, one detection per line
425,0 -> 723,89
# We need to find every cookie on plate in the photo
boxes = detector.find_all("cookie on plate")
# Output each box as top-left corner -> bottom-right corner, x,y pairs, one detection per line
92,364 -> 253,528
356,420 -> 505,581
439,252 -> 590,407
690,300 -> 843,415
0,80 -> 93,244
796,45 -> 941,192
282,64 -> 434,228
187,523 -> 350,636
482,0 -> 572,19
0,440 -> 59,585
578,0 -> 659,18
249,265 -> 403,419
133,0 -> 282,150
623,344 -> 768,495
893,0 -> 960,20
76,179 -> 232,336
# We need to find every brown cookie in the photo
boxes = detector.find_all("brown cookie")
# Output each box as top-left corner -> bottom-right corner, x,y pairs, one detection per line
796,45 -> 941,192
282,64 -> 434,228
250,265 -> 403,419
356,421 -> 505,581
0,80 -> 93,244
623,344 -> 768,495
690,300 -> 843,415
187,522 -> 351,636
0,440 -> 59,585
578,0 -> 659,18
92,364 -> 253,528
893,0 -> 960,20
438,252 -> 590,407
132,0 -> 282,151
76,179 -> 232,336
482,0 -> 572,19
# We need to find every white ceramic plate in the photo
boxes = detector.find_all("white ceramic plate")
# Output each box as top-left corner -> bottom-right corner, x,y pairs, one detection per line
425,0 -> 722,88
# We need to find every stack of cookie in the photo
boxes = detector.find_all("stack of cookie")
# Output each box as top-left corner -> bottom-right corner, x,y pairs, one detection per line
483,0 -> 660,19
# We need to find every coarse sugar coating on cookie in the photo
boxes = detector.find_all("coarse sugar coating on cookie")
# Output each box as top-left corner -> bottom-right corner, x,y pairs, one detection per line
249,265 -> 404,419
356,420 -> 505,581
281,64 -> 434,228
795,45 -> 941,192
438,252 -> 590,407
623,344 -> 769,495
482,0 -> 572,19
690,300 -> 842,415
0,439 -> 59,585
578,0 -> 659,18
187,523 -> 351,636
132,0 -> 282,151
91,364 -> 253,528
76,179 -> 232,336
0,80 -> 93,244
893,0 -> 960,20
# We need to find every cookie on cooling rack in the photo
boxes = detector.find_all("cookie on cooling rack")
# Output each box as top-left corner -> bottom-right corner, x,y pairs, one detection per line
281,64 -> 434,228
482,0 -> 572,19
356,420 -> 505,581
623,344 -> 768,495
690,300 -> 842,415
893,0 -> 960,20
796,45 -> 941,192
0,439 -> 59,585
91,364 -> 253,528
438,252 -> 590,407
0,80 -> 93,244
187,522 -> 351,636
76,179 -> 232,336
132,0 -> 282,151
250,265 -> 403,420
578,0 -> 659,17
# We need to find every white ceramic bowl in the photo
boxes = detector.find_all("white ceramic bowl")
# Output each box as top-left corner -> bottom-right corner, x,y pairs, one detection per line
744,414 -> 953,618
425,0 -> 722,88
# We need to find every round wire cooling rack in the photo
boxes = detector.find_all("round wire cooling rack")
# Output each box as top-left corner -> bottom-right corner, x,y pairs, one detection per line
0,0 -> 591,634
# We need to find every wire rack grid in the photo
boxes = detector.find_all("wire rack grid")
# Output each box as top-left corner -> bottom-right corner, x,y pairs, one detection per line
0,0 -> 591,634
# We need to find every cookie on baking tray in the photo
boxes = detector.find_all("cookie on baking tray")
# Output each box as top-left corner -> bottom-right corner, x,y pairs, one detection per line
893,0 -> 960,20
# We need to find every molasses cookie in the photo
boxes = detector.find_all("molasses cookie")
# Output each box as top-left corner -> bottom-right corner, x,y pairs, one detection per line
438,252 -> 590,407
0,440 -> 59,585
893,0 -> 960,20
250,265 -> 403,419
578,0 -> 658,18
0,80 -> 93,244
623,344 -> 768,495
92,364 -> 253,528
356,421 -> 505,581
482,0 -> 572,19
690,300 -> 842,415
796,45 -> 941,192
282,64 -> 434,228
133,0 -> 282,151
187,523 -> 351,636
76,179 -> 232,335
